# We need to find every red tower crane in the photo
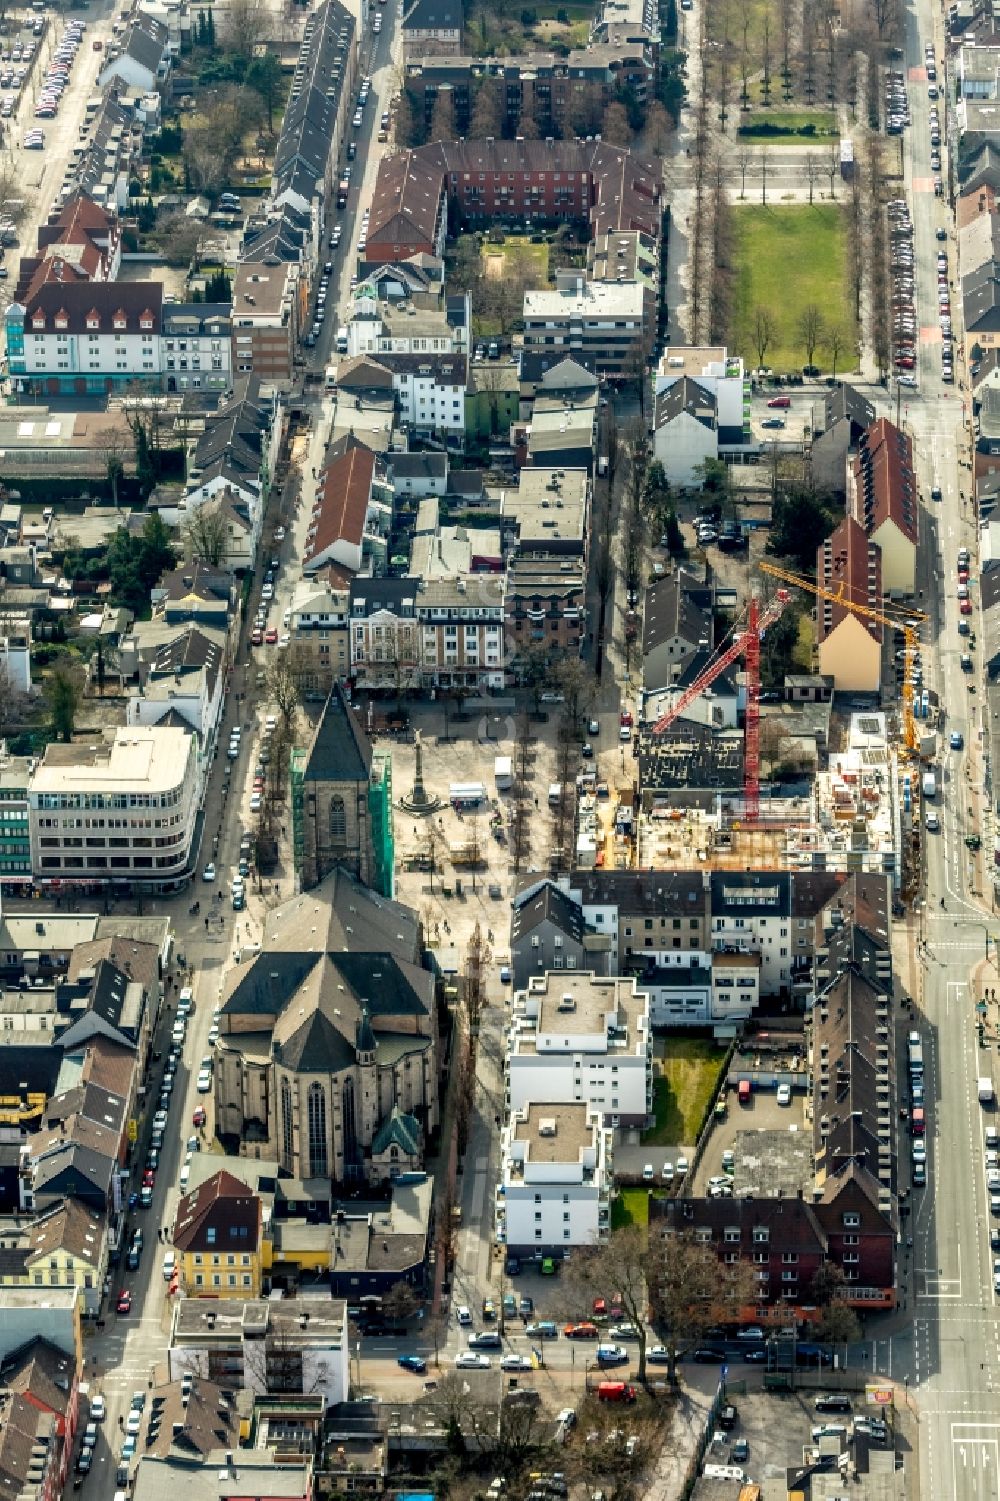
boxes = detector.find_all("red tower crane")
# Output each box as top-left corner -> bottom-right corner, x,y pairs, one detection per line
649,588 -> 792,822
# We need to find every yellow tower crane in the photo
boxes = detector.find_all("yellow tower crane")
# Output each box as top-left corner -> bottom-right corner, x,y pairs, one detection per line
758,560 -> 928,757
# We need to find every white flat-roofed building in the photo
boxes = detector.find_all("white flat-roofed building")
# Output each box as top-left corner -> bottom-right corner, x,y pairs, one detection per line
506,971 -> 651,1127
522,273 -> 646,377
496,1101 -> 612,1253
28,725 -> 200,891
168,1296 -> 349,1404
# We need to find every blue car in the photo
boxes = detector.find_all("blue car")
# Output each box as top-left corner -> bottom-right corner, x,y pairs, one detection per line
397,1355 -> 427,1374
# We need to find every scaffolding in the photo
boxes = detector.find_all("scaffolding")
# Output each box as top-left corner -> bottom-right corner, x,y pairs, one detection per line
369,751 -> 395,899
290,746 -> 306,876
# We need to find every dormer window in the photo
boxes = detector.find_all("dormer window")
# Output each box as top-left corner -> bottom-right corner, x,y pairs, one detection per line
31,313 -> 45,330
112,311 -> 127,330
54,313 -> 68,331
139,312 -> 153,330
86,313 -> 100,330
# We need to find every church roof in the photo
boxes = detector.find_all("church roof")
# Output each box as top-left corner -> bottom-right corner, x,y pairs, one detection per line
277,1007 -> 354,1073
304,682 -> 372,785
372,1105 -> 421,1156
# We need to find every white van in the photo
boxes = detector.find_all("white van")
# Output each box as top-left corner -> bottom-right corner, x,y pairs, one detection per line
702,1464 -> 747,1481
335,326 -> 349,353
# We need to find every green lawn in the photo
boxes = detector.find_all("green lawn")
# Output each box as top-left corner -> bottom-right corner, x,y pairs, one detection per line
479,235 -> 550,284
732,204 -> 855,375
739,108 -> 838,143
643,1038 -> 728,1146
611,1188 -> 650,1231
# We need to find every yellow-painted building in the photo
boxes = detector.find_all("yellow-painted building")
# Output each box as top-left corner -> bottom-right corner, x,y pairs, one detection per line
172,1169 -> 264,1298
0,1200 -> 106,1316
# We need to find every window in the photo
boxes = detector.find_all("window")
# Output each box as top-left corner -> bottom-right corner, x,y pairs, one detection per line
329,794 -> 346,842
281,1076 -> 293,1167
307,1081 -> 328,1176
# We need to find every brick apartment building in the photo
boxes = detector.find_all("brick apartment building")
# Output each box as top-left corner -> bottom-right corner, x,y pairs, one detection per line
365,138 -> 662,266
404,45 -> 654,138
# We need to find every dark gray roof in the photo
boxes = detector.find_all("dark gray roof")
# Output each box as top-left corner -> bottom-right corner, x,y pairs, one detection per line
390,452 -> 448,479
278,1008 -> 354,1072
332,952 -> 430,1018
376,350 -> 468,385
511,879 -> 585,943
537,356 -> 600,393
676,648 -> 735,696
959,140 -> 1000,190
193,376 -> 269,478
303,682 -> 372,784
653,377 -> 717,432
642,571 -> 712,656
822,382 -> 876,438
964,261 -> 1000,331
520,348 -> 599,387
348,577 -> 419,616
710,870 -> 791,918
123,15 -> 167,73
403,0 -> 463,30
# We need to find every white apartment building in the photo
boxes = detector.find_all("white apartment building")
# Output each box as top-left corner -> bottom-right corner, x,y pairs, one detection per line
506,971 -> 651,1127
28,725 -> 201,892
161,304 -> 232,394
416,575 -> 506,689
380,352 -> 468,438
709,871 -> 793,995
522,272 -> 646,377
496,1102 -> 612,1253
347,295 -> 467,358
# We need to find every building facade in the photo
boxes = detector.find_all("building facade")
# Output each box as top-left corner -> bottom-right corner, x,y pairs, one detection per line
496,1103 -> 612,1253
27,726 -> 200,892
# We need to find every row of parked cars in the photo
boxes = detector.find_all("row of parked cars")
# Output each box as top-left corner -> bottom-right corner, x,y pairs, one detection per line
889,199 -> 918,385
35,17 -> 86,119
0,19 -> 45,119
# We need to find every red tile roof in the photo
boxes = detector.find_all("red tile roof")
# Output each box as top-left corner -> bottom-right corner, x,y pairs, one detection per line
815,515 -> 883,645
852,417 -> 918,547
304,445 -> 376,566
172,1169 -> 261,1254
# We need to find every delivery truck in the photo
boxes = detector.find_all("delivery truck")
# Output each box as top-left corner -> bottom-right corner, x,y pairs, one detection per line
980,1077 -> 995,1105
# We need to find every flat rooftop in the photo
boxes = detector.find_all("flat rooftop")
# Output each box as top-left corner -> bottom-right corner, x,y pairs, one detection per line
730,1128 -> 814,1198
31,726 -> 194,796
172,1297 -> 347,1344
510,1102 -> 592,1163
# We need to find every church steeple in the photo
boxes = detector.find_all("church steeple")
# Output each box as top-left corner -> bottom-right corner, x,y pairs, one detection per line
356,1005 -> 376,1063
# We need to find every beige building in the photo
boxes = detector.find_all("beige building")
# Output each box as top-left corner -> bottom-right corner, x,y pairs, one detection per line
522,272 -> 647,377
231,262 -> 299,382
287,570 -> 351,691
28,725 -> 200,891
815,516 -> 883,694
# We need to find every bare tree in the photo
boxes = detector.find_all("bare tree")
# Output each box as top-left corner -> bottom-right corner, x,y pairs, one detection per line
761,12 -> 772,103
265,647 -> 301,730
428,88 -> 454,144
222,0 -> 273,60
797,303 -> 825,369
804,152 -> 819,206
827,323 -> 848,380
602,100 -> 631,146
100,428 -> 129,516
0,160 -> 31,228
185,501 -> 229,567
753,305 -> 777,368
759,143 -> 769,204
737,146 -> 751,199
826,142 -> 839,199
647,1228 -> 757,1383
380,1280 -> 420,1324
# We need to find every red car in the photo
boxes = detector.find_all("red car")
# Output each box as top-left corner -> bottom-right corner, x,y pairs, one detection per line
142,1169 -> 155,1188
961,598 -> 973,615
620,710 -> 633,728
116,1289 -> 132,1315
192,1106 -> 207,1127
564,1322 -> 599,1339
766,395 -> 791,409
592,1297 -> 607,1317
265,628 -> 278,644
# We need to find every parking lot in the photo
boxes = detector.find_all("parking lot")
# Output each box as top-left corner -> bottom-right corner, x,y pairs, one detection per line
691,1084 -> 810,1196
690,1385 -> 914,1498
